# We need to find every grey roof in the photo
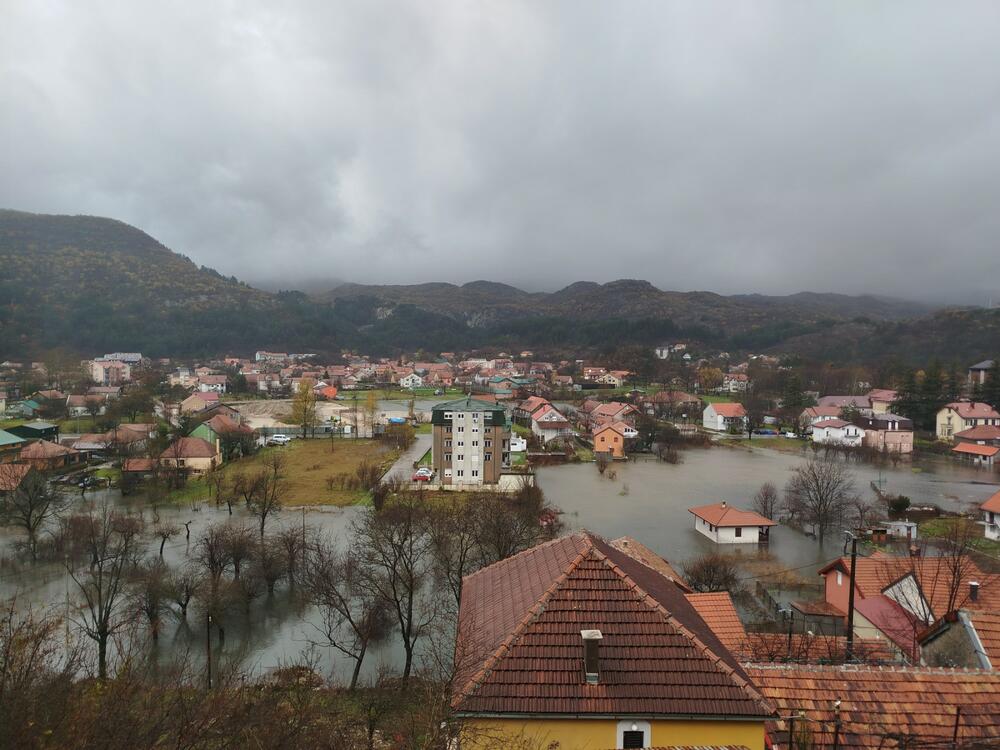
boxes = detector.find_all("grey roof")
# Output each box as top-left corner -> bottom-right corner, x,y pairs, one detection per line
0,429 -> 26,446
21,420 -> 57,429
432,396 -> 503,412
970,360 -> 996,370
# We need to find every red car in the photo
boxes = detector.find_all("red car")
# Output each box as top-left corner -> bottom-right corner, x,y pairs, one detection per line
412,468 -> 434,482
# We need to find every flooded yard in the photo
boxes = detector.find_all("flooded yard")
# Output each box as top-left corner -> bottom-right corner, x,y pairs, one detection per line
2,443 -> 998,679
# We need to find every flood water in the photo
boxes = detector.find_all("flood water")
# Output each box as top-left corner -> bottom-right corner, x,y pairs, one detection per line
2,443 -> 998,681
537,444 -> 1000,576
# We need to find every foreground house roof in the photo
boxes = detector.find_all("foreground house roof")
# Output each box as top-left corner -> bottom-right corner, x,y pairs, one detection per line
684,592 -> 747,653
953,442 -> 1000,458
943,401 -> 1000,420
453,531 -> 773,719
160,437 -> 217,459
980,489 -> 1000,513
609,536 -> 691,593
20,439 -> 79,459
747,665 -> 1000,750
708,403 -> 747,418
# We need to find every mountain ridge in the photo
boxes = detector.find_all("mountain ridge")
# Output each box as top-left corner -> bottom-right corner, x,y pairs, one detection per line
0,209 -> 990,363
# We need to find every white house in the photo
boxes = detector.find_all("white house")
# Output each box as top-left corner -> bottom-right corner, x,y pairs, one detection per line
981,490 -> 1000,541
509,435 -> 527,452
702,402 -> 747,432
810,419 -> 863,447
688,501 -> 777,544
399,373 -> 424,389
530,403 -> 573,444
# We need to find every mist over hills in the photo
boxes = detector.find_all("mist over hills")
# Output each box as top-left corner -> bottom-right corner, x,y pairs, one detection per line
0,209 -> 991,363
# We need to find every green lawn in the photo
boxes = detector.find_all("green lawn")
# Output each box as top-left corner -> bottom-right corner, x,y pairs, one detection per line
699,394 -> 736,404
919,517 -> 1000,554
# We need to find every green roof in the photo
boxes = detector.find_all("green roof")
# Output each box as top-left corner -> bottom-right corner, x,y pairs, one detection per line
0,429 -> 25,446
431,397 -> 508,427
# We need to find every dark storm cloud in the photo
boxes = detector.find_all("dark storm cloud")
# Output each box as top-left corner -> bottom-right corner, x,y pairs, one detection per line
3,1 -> 1000,302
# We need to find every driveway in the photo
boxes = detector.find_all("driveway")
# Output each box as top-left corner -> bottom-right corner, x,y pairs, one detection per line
382,433 -> 432,482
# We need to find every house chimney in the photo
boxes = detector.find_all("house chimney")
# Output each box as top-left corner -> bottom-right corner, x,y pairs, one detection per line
970,581 -> 980,602
581,629 -> 603,684
721,501 -> 727,508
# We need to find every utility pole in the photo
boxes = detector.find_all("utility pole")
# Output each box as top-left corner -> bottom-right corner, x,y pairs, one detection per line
206,613 -> 213,689
844,532 -> 858,662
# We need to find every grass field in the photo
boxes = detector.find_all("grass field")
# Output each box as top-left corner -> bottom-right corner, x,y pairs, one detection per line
169,438 -> 401,507
919,517 -> 1000,555
699,394 -> 736,404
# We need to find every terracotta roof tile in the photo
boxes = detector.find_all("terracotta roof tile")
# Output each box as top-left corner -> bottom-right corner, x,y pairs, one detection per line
952,443 -> 1000,457
710,403 -> 747,418
747,665 -> 1000,749
454,532 -> 773,718
688,502 -> 777,528
944,401 -> 1000,420
980,490 -> 1000,513
610,536 -> 692,593
685,592 -> 747,653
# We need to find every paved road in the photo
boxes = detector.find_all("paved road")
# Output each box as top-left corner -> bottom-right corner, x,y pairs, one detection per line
381,433 -> 432,482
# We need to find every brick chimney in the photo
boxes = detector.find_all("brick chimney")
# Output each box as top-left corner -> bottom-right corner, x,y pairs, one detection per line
581,629 -> 603,684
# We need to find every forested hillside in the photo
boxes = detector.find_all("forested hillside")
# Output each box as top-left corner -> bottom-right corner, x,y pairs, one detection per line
0,209 -> 991,363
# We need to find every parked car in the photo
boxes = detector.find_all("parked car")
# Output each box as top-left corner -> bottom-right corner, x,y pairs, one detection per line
412,467 -> 434,482
783,431 -> 799,439
268,434 -> 292,446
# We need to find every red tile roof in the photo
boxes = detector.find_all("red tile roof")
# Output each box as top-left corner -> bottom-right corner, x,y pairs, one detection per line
953,425 -> 1000,441
685,592 -> 747,653
122,457 -> 156,472
747,665 -> 1000,750
981,490 -> 1000,513
854,594 -> 920,657
710,403 -> 747,418
592,420 -> 635,438
801,406 -> 843,420
818,555 -> 998,618
20,439 -> 78,459
952,443 -> 1000,457
0,463 -> 32,491
453,532 -> 774,718
812,418 -> 852,429
968,611 -> 1000,666
688,502 -> 777,528
867,389 -> 898,403
160,437 -> 217,459
943,401 -> 1000,420
203,414 -> 255,435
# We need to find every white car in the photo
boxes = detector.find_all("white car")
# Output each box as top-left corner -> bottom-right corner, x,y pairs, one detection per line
268,434 -> 292,446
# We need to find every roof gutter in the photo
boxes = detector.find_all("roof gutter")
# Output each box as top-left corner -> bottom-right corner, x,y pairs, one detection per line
453,712 -> 772,721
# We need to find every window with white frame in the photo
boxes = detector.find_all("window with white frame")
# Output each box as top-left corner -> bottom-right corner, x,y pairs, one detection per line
616,720 -> 650,749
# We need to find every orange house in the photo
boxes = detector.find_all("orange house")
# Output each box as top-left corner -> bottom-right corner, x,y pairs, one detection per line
592,421 -> 637,458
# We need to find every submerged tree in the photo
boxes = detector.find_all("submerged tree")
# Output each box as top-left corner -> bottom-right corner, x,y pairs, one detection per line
0,466 -> 70,561
783,457 -> 857,542
65,503 -> 143,678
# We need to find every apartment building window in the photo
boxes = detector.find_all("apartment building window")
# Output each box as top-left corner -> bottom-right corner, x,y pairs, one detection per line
457,454 -> 464,461
484,452 -> 492,461
457,426 -> 464,432
445,453 -> 452,462
444,412 -> 453,420
472,412 -> 479,421
457,441 -> 464,447
446,426 -> 452,434
484,440 -> 492,448
471,469 -> 479,477
456,469 -> 464,478
471,440 -> 478,447
445,440 -> 452,448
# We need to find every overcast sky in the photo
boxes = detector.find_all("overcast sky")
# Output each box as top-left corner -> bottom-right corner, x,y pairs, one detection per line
3,2 -> 1000,302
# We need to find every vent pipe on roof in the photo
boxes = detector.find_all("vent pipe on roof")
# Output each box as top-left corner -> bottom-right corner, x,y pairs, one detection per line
721,501 -> 727,508
970,581 -> 980,602
581,629 -> 603,684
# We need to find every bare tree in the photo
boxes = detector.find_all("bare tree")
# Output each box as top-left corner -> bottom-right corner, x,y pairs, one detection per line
276,524 -> 307,588
165,564 -> 202,621
351,494 -> 435,683
223,524 -> 257,580
303,539 -> 392,690
0,466 -> 70,561
249,457 -> 285,538
751,481 -> 780,520
849,497 -> 878,530
194,523 -> 232,594
783,457 -> 857,542
429,497 -> 480,608
65,503 -> 143,678
683,552 -> 742,593
474,491 -> 542,567
153,522 -> 180,557
255,539 -> 287,595
130,557 -> 170,642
